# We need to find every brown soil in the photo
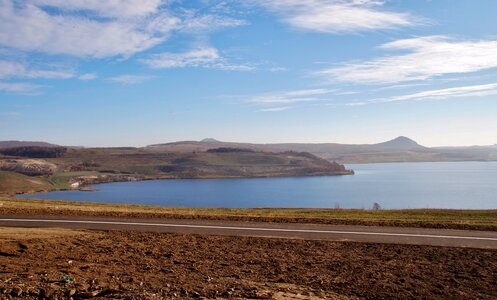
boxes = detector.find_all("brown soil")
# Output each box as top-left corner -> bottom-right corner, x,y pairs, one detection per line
1,229 -> 497,299
2,206 -> 497,231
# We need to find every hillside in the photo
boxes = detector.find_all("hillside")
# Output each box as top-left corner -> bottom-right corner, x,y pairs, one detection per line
0,147 -> 352,195
0,172 -> 53,195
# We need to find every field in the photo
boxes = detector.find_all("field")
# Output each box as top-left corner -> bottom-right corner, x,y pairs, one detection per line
1,227 -> 496,299
2,198 -> 497,230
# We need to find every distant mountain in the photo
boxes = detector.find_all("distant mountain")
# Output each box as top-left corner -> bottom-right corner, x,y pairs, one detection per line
0,141 -> 59,149
200,138 -> 220,143
148,137 -> 497,164
372,136 -> 426,150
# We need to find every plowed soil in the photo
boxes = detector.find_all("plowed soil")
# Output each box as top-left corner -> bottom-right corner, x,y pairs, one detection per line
1,228 -> 497,299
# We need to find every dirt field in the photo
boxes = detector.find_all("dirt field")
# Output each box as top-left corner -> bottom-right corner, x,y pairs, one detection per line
1,228 -> 497,299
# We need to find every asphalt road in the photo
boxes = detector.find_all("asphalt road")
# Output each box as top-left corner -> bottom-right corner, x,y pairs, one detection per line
1,216 -> 497,249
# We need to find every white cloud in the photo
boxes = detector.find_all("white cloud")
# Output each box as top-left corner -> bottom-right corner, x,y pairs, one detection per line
0,81 -> 44,93
386,83 -> 497,103
258,106 -> 294,112
108,75 -> 154,84
0,0 -> 180,58
250,88 -> 335,103
255,0 -> 416,33
78,73 -> 97,80
0,1 -> 249,60
0,60 -> 74,79
142,47 -> 254,71
347,83 -> 497,106
318,36 -> 497,84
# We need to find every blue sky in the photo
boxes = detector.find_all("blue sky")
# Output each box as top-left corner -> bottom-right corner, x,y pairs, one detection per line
1,0 -> 497,147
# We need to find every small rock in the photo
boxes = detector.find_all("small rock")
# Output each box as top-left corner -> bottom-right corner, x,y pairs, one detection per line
191,291 -> 201,298
77,290 -> 100,298
11,287 -> 23,297
68,289 -> 77,297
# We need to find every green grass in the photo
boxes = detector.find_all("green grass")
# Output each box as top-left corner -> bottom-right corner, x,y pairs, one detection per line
2,197 -> 497,229
49,171 -> 100,189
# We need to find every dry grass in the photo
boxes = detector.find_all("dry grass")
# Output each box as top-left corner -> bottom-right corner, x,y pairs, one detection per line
2,198 -> 497,229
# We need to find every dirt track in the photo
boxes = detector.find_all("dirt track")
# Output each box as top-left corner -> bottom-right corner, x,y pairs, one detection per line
1,228 -> 497,299
2,216 -> 497,249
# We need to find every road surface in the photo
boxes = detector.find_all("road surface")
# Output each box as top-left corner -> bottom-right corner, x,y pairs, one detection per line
1,216 -> 497,249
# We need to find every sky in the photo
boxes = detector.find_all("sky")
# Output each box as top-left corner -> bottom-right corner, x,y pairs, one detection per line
1,0 -> 497,147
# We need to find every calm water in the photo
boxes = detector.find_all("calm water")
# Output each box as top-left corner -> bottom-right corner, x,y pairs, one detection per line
16,162 -> 497,209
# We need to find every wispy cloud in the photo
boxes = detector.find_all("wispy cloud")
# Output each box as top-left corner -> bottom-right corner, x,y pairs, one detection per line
179,13 -> 248,33
0,60 -> 74,79
250,89 -> 335,104
258,106 -> 294,112
317,36 -> 497,84
0,1 -> 249,60
78,73 -> 97,80
255,0 -> 417,33
0,0 -> 180,58
142,47 -> 254,71
347,82 -> 497,106
0,81 -> 45,94
108,75 -> 154,85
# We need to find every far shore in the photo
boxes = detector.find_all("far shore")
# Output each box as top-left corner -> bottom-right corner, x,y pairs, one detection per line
1,171 -> 354,197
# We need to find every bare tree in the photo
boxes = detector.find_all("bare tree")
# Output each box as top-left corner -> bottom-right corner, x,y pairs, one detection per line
372,202 -> 382,211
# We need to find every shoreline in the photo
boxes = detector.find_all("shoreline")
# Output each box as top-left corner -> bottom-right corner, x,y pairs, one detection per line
3,170 -> 354,197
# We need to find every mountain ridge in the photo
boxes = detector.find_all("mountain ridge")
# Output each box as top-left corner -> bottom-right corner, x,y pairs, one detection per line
147,136 -> 497,163
3,137 -> 497,164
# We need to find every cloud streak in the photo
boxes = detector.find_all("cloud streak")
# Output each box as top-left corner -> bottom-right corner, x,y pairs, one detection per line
108,75 -> 154,85
0,81 -> 45,93
250,89 -> 335,104
78,73 -> 97,80
318,36 -> 497,84
347,82 -> 497,106
255,0 -> 416,33
142,47 -> 254,71
258,106 -> 294,112
0,60 -> 74,79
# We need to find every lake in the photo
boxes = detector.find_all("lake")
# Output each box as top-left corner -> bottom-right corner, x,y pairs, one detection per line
16,162 -> 497,209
